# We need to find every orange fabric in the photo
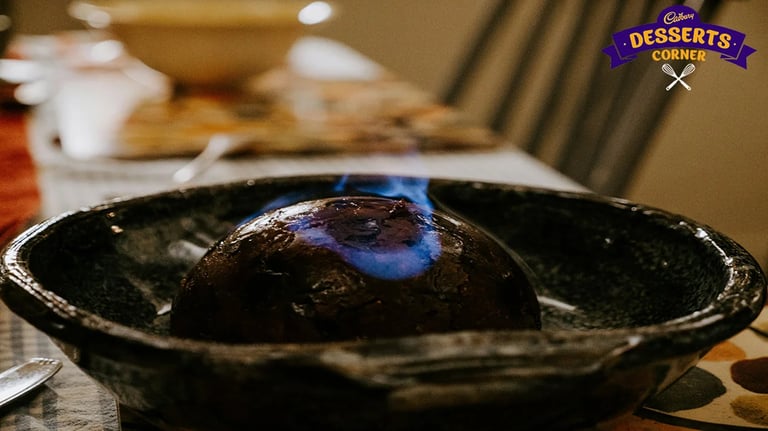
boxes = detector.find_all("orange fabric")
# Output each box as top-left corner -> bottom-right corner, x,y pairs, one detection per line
0,110 -> 39,246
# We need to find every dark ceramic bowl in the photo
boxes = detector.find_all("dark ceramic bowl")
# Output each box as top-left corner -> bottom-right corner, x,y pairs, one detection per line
1,175 -> 765,431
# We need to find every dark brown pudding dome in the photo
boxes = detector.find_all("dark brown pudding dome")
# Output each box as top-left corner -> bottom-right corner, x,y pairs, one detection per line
171,196 -> 541,343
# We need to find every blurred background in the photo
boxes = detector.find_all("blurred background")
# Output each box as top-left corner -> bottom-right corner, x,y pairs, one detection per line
7,0 -> 767,269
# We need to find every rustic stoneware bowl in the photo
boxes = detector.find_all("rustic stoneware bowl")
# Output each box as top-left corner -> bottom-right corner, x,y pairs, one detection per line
1,175 -> 765,431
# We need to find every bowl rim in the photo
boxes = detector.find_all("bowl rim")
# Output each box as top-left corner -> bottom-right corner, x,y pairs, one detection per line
69,0 -> 335,27
1,175 -> 765,374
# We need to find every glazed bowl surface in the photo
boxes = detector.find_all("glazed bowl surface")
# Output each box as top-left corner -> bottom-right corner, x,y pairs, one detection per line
1,175 -> 764,431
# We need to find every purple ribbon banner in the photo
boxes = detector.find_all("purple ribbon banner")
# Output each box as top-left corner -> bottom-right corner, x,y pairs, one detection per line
603,5 -> 755,69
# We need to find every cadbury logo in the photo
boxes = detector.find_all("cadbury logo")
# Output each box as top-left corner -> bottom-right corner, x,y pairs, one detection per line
603,5 -> 755,69
664,11 -> 695,25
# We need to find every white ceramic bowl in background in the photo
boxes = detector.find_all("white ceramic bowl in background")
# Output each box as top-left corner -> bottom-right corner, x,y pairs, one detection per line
69,0 -> 335,87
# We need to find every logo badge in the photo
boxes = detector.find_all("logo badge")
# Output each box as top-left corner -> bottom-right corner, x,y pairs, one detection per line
603,4 -> 755,71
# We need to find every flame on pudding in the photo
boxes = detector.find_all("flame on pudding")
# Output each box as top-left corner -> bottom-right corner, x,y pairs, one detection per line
333,175 -> 433,212
254,196 -> 440,280
248,176 -> 439,280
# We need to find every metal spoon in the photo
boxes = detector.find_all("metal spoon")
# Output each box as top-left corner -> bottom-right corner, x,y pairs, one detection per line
0,357 -> 62,409
172,134 -> 247,184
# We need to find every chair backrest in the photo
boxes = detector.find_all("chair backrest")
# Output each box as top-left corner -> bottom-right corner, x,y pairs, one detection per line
442,0 -> 721,196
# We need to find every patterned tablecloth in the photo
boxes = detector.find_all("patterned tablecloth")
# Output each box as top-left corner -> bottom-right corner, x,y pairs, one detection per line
0,32 -> 765,430
635,309 -> 768,430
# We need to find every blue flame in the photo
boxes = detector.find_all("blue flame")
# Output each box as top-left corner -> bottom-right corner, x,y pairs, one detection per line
246,176 -> 440,280
291,215 -> 441,280
251,176 -> 434,219
257,190 -> 319,215
334,175 -> 433,212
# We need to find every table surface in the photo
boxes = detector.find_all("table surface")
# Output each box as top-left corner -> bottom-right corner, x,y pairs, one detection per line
1,32 -> 766,431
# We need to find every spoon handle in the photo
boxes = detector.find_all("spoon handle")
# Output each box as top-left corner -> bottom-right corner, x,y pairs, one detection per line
172,134 -> 246,184
0,358 -> 62,409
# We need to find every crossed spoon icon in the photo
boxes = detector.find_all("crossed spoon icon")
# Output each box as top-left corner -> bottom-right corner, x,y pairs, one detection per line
662,63 -> 695,91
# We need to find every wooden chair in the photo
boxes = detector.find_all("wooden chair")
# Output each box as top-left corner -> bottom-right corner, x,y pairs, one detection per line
442,0 -> 721,196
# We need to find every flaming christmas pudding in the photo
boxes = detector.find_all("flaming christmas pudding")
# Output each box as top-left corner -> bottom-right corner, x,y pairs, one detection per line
171,196 -> 542,343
